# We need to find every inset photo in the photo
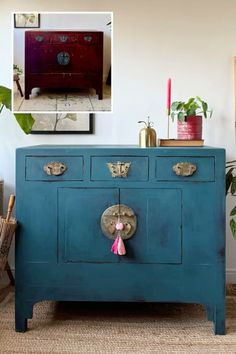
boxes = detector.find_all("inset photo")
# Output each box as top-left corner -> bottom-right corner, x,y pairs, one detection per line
13,12 -> 112,113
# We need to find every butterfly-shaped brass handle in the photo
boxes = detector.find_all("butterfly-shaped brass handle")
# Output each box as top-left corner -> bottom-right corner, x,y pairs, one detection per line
173,162 -> 197,176
43,162 -> 67,176
107,161 -> 131,178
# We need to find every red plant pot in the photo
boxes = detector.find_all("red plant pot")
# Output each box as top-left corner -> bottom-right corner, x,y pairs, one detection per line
177,115 -> 202,140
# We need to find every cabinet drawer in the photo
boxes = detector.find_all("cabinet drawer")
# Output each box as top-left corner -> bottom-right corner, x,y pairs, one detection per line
26,156 -> 83,181
26,32 -> 51,44
91,156 -> 149,181
77,33 -> 102,45
155,156 -> 215,181
52,33 -> 78,44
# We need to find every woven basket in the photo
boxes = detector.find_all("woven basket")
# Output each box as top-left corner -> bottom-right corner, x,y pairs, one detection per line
0,216 -> 17,276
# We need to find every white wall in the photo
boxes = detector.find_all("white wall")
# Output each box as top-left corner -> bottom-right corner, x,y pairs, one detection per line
13,12 -> 112,81
0,0 -> 236,281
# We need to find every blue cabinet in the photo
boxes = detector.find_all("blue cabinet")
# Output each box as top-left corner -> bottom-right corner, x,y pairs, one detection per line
15,146 -> 225,334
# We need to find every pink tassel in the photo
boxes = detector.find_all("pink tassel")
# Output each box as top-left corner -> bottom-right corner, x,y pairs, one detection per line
111,236 -> 119,254
117,236 -> 126,255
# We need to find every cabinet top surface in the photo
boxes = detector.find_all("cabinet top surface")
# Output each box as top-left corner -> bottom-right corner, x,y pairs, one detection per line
25,30 -> 103,33
16,144 -> 225,152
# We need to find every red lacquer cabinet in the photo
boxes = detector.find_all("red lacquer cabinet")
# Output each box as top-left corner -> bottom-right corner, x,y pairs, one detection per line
25,31 -> 103,99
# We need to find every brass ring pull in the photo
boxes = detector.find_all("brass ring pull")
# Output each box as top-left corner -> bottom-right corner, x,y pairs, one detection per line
107,161 -> 131,178
173,162 -> 197,176
43,162 -> 67,176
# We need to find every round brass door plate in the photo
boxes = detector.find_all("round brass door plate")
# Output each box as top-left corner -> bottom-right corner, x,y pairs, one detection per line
101,204 -> 137,240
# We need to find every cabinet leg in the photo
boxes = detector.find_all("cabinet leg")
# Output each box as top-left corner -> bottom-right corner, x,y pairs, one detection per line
97,85 -> 103,100
213,304 -> 225,335
15,299 -> 33,332
15,316 -> 28,332
24,87 -> 30,100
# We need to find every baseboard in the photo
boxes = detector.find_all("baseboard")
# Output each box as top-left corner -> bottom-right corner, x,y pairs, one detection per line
226,269 -> 236,284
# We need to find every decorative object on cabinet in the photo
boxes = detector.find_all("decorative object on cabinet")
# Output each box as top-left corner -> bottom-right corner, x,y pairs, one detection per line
138,117 -> 157,147
30,113 -> 93,134
166,78 -> 171,138
0,85 -> 34,133
24,31 -> 103,101
13,64 -> 23,76
159,139 -> 204,147
0,195 -> 16,284
15,145 -> 225,334
14,13 -> 40,28
226,159 -> 236,238
170,97 -> 212,140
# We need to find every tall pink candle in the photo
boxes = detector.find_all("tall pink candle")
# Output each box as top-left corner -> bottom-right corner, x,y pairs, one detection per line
167,78 -> 171,115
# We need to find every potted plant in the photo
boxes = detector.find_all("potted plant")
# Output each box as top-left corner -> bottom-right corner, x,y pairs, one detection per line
13,64 -> 23,76
226,160 -> 236,238
170,96 -> 212,140
0,85 -> 34,133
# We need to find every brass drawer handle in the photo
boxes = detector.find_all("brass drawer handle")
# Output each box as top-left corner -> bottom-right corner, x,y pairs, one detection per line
173,162 -> 197,176
59,35 -> 68,42
35,35 -> 44,42
43,162 -> 67,176
84,35 -> 93,42
107,161 -> 131,178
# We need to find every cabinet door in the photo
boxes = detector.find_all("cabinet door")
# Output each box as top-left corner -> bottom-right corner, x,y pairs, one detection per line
120,189 -> 182,264
27,44 -> 102,74
58,188 -> 119,263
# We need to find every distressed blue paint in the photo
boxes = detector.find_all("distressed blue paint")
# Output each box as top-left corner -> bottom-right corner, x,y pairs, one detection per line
15,146 -> 225,334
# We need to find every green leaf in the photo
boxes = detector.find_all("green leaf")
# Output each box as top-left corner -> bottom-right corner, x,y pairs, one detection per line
0,86 -> 11,110
14,113 -> 35,134
178,112 -> 185,121
177,102 -> 184,111
171,101 -> 181,111
230,207 -> 236,216
202,101 -> 208,111
231,176 -> 236,195
196,96 -> 202,102
226,160 -> 236,164
186,98 -> 195,108
187,109 -> 197,116
230,219 -> 236,239
226,168 -> 234,194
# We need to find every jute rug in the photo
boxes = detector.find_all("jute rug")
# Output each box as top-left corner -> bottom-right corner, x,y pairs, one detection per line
0,286 -> 236,354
